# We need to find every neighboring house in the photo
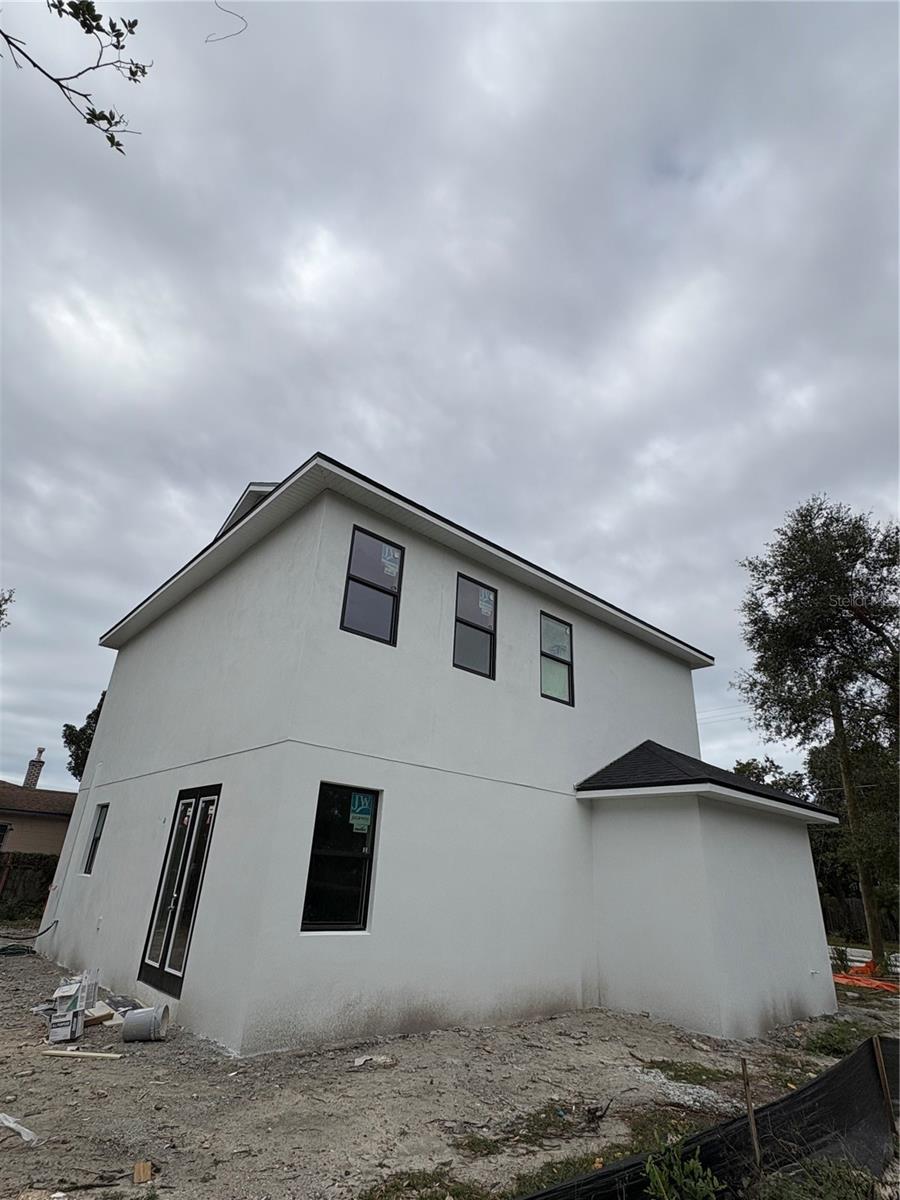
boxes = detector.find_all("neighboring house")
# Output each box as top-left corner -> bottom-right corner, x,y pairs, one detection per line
0,749 -> 77,857
42,453 -> 838,1053
0,749 -> 77,911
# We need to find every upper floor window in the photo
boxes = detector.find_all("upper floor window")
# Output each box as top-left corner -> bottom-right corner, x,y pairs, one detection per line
540,613 -> 574,705
453,574 -> 496,679
340,527 -> 404,645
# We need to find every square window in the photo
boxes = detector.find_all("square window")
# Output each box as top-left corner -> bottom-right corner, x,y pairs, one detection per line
453,574 -> 496,678
301,784 -> 379,931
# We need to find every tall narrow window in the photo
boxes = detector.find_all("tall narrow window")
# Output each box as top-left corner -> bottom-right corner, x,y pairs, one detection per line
83,804 -> 109,874
453,574 -> 496,679
302,783 -> 379,931
540,612 -> 574,705
340,527 -> 404,645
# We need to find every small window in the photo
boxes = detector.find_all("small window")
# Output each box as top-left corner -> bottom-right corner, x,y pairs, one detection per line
83,804 -> 109,874
540,613 -> 574,705
302,783 -> 379,930
0,823 -> 9,851
453,574 -> 496,678
340,527 -> 404,645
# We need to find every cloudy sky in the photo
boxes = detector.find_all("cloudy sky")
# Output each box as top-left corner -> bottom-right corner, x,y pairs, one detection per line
1,1 -> 897,791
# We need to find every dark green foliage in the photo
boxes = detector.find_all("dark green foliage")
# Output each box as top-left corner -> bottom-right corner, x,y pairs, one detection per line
1,1 -> 150,152
62,690 -> 105,781
735,496 -> 898,749
733,497 -> 899,961
644,1143 -> 723,1200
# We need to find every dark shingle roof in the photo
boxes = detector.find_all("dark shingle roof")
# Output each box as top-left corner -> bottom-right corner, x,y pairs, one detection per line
575,740 -> 836,818
0,778 -> 77,817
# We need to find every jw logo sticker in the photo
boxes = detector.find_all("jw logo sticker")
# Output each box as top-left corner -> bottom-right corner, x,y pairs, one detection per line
350,792 -> 373,834
478,588 -> 494,619
381,545 -> 401,578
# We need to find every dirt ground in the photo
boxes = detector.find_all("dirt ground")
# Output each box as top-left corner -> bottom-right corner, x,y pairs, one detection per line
1,946 -> 897,1200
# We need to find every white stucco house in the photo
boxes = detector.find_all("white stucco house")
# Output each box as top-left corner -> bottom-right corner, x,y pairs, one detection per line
42,453 -> 838,1054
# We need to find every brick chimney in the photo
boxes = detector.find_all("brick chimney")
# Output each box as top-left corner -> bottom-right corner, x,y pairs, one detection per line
23,747 -> 46,789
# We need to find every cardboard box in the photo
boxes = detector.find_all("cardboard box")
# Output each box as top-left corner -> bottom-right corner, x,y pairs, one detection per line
49,1009 -> 84,1043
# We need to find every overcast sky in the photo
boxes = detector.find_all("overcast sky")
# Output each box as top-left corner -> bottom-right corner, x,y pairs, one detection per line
1,2 -> 897,791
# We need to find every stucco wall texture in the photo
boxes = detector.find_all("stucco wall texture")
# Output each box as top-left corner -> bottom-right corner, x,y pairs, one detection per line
41,492 -> 835,1053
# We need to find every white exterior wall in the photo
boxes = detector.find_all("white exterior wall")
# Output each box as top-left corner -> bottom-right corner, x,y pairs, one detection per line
697,799 -> 836,1037
588,794 -> 836,1038
42,487 -> 831,1052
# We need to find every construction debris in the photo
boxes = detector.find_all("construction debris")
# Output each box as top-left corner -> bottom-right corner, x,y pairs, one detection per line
0,1112 -> 38,1144
133,1160 -> 153,1183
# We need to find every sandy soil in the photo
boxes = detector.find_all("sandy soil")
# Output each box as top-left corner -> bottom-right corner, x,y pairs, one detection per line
1,946 -> 896,1200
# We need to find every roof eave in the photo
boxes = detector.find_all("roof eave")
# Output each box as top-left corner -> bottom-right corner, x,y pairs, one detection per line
99,453 -> 715,667
575,781 -> 839,825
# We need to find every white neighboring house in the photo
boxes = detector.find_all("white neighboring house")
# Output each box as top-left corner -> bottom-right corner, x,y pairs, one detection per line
43,453 -> 838,1054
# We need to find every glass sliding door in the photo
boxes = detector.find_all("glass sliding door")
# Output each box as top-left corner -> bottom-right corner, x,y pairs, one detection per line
139,786 -> 220,997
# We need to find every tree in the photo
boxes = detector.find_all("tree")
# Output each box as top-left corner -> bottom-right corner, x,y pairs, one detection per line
0,588 -> 13,631
733,755 -> 807,800
62,690 -> 105,781
734,497 -> 899,962
1,1 -> 149,152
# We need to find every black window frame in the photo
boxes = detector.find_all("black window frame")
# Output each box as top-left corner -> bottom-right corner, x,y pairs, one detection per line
540,611 -> 574,706
301,782 -> 380,932
138,785 -> 220,998
339,525 -> 405,646
452,572 -> 497,680
83,803 -> 109,874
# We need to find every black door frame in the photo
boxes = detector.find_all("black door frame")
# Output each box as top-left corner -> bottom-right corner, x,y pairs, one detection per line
138,785 -> 220,998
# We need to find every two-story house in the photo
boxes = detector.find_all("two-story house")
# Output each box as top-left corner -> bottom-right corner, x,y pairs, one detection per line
42,453 -> 837,1054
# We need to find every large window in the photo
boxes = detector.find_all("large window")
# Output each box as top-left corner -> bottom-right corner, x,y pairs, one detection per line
83,803 -> 109,874
453,574 -> 496,679
302,783 -> 379,931
540,612 -> 574,705
340,527 -> 404,645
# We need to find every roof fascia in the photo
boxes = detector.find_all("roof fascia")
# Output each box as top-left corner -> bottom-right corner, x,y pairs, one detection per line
575,781 -> 839,825
100,453 -> 715,666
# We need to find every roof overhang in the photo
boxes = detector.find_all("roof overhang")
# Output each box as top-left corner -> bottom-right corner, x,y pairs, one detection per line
576,781 -> 839,825
100,453 -> 715,666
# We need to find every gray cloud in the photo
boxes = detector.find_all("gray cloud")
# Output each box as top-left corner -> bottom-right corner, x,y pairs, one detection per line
2,2 -> 896,789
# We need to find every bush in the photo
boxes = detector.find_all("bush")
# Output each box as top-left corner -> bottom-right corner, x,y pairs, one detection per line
751,1158 -> 876,1200
644,1144 -> 723,1200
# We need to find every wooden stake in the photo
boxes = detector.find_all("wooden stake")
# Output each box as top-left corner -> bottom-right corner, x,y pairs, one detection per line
871,1035 -> 895,1127
41,1049 -> 123,1059
741,1057 -> 762,1171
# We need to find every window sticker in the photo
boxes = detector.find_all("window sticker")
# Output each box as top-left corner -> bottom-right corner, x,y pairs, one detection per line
350,791 -> 373,833
478,588 -> 494,618
381,545 -> 401,578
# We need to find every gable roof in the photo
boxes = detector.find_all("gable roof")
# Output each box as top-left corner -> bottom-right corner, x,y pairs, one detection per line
0,778 -> 77,818
576,739 -> 837,819
99,452 -> 714,667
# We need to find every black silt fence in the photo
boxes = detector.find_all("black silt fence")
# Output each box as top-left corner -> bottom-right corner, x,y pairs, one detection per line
514,1037 -> 898,1200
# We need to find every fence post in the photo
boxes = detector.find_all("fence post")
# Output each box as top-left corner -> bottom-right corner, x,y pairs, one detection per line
741,1057 -> 762,1173
871,1036 -> 895,1127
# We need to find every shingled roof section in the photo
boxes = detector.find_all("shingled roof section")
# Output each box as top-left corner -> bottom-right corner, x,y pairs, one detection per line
0,778 -> 77,817
575,740 -> 837,818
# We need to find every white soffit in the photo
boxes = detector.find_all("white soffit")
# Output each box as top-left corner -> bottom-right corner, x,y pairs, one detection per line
100,454 -> 715,668
577,782 -> 839,825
